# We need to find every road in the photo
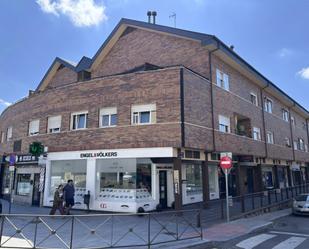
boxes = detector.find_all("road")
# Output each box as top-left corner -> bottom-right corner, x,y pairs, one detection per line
191,214 -> 309,249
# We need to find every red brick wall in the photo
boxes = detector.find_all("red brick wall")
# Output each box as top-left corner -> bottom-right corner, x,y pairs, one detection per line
48,67 -> 77,89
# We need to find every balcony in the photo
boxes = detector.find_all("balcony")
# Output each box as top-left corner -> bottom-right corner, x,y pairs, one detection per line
234,113 -> 252,138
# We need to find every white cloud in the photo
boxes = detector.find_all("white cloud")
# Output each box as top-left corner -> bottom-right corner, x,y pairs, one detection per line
297,67 -> 309,80
0,98 -> 11,107
36,0 -> 108,27
277,48 -> 292,58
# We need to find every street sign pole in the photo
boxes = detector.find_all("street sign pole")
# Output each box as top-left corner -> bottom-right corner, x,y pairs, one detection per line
225,168 -> 229,222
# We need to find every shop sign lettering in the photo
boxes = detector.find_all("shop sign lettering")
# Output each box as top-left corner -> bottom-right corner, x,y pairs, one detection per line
80,152 -> 117,159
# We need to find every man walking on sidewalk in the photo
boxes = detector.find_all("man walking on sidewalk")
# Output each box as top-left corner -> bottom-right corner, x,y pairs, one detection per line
49,185 -> 64,215
63,180 -> 75,215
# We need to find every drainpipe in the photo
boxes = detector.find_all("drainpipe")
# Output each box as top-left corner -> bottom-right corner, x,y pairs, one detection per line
288,102 -> 296,162
208,41 -> 220,153
260,84 -> 269,159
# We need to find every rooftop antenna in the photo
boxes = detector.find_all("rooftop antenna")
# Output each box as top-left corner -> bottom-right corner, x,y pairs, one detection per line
169,12 -> 176,28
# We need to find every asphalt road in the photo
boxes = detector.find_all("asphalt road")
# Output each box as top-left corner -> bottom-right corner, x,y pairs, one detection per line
191,214 -> 309,249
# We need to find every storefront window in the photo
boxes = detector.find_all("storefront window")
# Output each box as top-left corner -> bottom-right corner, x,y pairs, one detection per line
16,174 -> 31,196
208,165 -> 218,193
262,169 -> 273,189
96,158 -> 152,198
50,160 -> 87,195
1,166 -> 10,194
185,164 -> 202,196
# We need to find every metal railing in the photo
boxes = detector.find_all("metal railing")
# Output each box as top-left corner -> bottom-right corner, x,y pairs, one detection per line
202,183 -> 309,223
0,209 -> 202,249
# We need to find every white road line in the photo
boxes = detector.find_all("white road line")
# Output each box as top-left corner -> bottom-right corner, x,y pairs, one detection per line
236,234 -> 276,249
270,231 -> 309,238
272,236 -> 306,249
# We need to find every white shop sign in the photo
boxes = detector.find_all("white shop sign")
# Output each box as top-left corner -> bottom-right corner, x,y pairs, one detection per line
47,147 -> 175,160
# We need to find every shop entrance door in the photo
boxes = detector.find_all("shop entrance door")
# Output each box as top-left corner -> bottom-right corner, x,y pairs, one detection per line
159,171 -> 168,209
247,168 -> 254,193
32,174 -> 40,206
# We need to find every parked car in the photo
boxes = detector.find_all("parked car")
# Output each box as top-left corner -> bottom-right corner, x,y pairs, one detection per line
292,194 -> 309,215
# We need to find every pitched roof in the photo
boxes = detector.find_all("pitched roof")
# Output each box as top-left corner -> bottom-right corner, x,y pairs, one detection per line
34,18 -> 308,117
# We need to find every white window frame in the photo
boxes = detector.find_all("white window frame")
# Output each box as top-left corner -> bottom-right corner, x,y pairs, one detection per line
131,104 -> 156,125
264,98 -> 273,113
266,131 -> 274,144
100,107 -> 117,128
299,138 -> 305,151
47,115 -> 62,134
7,127 -> 12,141
293,141 -> 298,150
291,116 -> 295,126
250,92 -> 258,106
218,115 -> 230,133
285,137 -> 291,147
1,132 -> 4,143
71,111 -> 88,130
282,109 -> 289,122
216,69 -> 229,91
28,119 -> 40,136
253,127 -> 261,141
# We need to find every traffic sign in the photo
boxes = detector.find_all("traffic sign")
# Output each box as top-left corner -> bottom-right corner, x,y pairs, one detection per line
220,156 -> 232,169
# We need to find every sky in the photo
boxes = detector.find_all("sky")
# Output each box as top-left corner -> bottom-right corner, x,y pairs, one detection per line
0,0 -> 309,114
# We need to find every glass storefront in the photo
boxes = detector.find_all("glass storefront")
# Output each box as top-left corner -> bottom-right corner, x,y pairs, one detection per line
185,164 -> 202,196
16,174 -> 31,196
262,167 -> 274,189
50,159 -> 87,195
208,164 -> 219,199
1,165 -> 10,195
96,158 -> 153,200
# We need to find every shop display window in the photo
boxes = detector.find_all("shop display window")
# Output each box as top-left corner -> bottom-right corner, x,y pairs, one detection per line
185,164 -> 202,196
16,174 -> 31,196
50,160 -> 87,195
262,170 -> 273,189
208,165 -> 218,193
96,158 -> 152,201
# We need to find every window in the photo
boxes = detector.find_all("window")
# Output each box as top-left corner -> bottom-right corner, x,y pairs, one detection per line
294,141 -> 298,150
16,174 -> 31,196
1,132 -> 5,143
305,144 -> 308,152
50,160 -> 87,196
291,116 -> 295,126
185,164 -> 202,196
6,127 -> 12,141
264,98 -> 273,113
48,115 -> 61,133
253,127 -> 261,141
266,131 -> 274,144
282,109 -> 289,122
285,137 -> 291,147
100,107 -> 117,127
216,69 -> 229,91
71,112 -> 88,130
218,115 -> 230,133
302,122 -> 307,130
250,92 -> 258,106
28,119 -> 40,136
131,104 -> 156,125
299,138 -> 305,151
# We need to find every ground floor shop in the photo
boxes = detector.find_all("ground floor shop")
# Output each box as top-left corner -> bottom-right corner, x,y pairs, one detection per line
43,147 -> 205,212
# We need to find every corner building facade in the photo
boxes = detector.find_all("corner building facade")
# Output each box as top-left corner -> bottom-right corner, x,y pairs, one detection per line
0,19 -> 309,212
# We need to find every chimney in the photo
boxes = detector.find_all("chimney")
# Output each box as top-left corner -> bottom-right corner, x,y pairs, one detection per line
152,11 -> 157,24
147,11 -> 152,23
147,11 -> 157,24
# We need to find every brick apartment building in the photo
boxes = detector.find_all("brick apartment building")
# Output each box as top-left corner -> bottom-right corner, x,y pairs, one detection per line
0,18 -> 309,212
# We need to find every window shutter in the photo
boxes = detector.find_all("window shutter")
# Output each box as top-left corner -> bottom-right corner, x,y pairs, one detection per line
48,116 -> 61,130
29,120 -> 40,134
223,74 -> 229,90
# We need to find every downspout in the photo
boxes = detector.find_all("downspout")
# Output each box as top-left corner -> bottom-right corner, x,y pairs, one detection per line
288,102 -> 296,162
208,40 -> 220,153
260,84 -> 269,159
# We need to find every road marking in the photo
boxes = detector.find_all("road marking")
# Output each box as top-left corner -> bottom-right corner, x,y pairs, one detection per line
272,236 -> 306,249
270,231 -> 309,238
236,233 -> 276,249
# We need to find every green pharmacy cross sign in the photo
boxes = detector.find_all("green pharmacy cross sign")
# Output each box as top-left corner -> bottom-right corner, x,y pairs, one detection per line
29,142 -> 44,157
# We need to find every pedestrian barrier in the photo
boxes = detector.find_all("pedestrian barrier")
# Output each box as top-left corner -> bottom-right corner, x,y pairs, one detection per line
0,209 -> 202,249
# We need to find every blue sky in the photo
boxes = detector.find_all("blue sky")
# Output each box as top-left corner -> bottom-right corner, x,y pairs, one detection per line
0,0 -> 309,113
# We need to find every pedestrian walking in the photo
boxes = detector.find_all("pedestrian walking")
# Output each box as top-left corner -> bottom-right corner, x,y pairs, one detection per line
63,179 -> 75,215
49,185 -> 64,215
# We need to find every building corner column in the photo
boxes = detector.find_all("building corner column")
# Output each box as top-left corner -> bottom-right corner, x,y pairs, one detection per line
173,156 -> 182,210
202,155 -> 210,208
